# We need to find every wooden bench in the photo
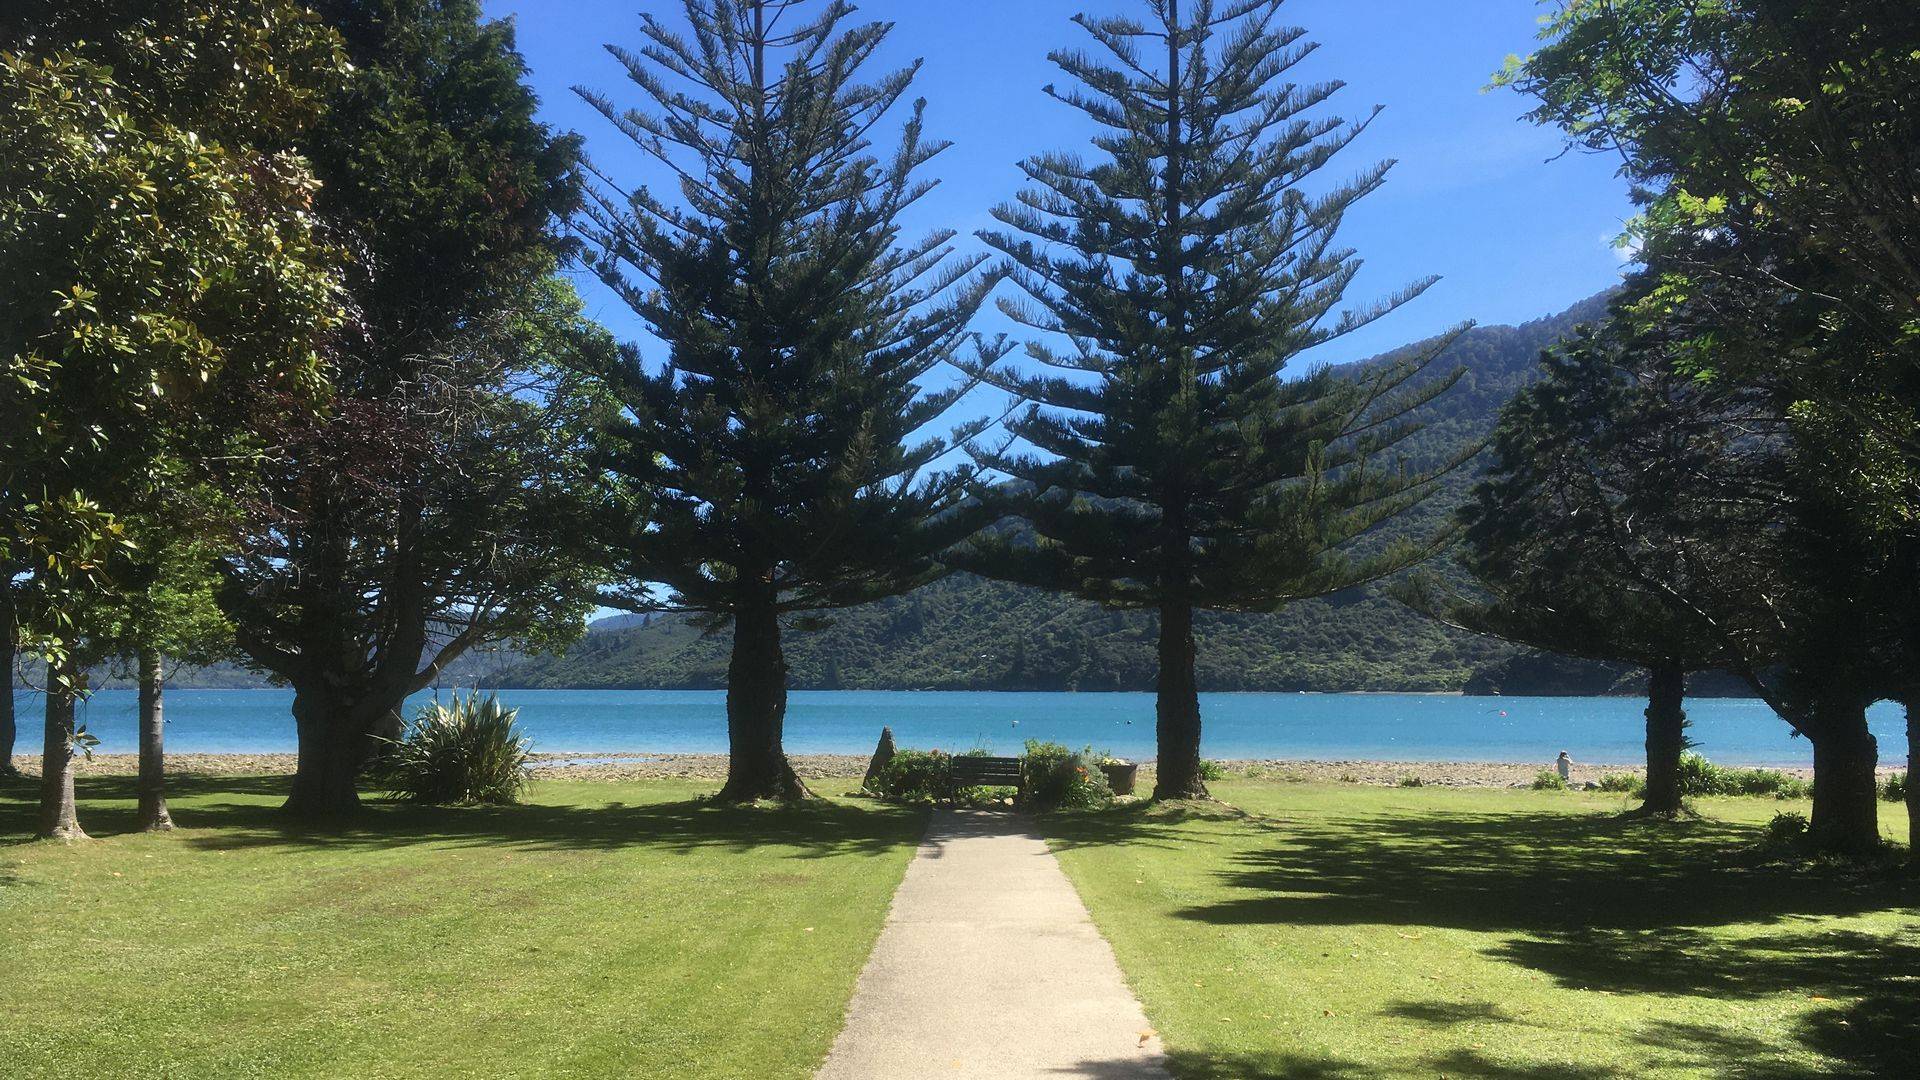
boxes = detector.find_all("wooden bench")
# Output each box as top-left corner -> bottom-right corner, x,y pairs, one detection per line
948,754 -> 1023,794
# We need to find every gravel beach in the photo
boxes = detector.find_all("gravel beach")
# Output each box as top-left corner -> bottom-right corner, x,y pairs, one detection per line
9,752 -> 1885,787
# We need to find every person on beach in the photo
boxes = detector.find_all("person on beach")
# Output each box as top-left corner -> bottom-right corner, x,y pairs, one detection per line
1555,751 -> 1573,784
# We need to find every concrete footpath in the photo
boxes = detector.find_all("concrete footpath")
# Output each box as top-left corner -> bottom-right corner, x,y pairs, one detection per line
816,809 -> 1171,1080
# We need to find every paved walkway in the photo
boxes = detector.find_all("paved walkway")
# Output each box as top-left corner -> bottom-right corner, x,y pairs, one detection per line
817,809 -> 1171,1080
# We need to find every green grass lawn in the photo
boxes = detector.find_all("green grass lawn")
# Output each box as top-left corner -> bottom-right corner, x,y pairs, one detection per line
1046,783 -> 1919,1079
0,774 -> 925,1079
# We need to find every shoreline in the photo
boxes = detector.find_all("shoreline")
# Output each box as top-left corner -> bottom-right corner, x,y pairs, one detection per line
10,752 -> 1900,787
18,684 -> 1758,691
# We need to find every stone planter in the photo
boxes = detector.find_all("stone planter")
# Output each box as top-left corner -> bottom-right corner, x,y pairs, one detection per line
1100,761 -> 1138,796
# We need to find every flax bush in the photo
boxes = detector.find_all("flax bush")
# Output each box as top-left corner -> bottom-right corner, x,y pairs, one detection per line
373,694 -> 533,805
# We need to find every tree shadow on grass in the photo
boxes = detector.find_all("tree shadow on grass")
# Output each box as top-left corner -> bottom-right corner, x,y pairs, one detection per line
1048,1050 -> 1363,1079
0,773 -> 926,860
1183,809 -> 1916,937
1042,802 -> 1919,1078
1053,1048 -> 1627,1080
1496,924 -> 1920,999
1635,1006 -> 1920,1080
1045,798 -> 1289,855
1380,1000 -> 1522,1025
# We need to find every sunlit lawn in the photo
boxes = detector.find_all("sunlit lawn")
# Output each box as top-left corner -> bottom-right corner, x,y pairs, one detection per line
0,774 -> 924,1079
1046,782 -> 1919,1079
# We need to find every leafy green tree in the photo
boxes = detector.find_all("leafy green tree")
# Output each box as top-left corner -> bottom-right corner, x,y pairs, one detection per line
219,2 -> 611,818
2,579 -> 18,781
1501,0 -> 1920,854
1731,460 -> 1912,855
1901,695 -> 1919,855
961,0 -> 1463,798
575,0 -> 1003,801
1498,0 -> 1919,465
1,2 -> 346,838
86,479 -> 249,830
1401,305 -> 1779,814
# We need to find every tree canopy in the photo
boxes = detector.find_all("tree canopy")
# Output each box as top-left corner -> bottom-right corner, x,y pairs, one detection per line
575,0 -> 1004,801
960,0 -> 1464,798
1400,292 -> 1787,812
218,0 -> 611,818
0,0 -> 348,837
1498,0 -> 1920,853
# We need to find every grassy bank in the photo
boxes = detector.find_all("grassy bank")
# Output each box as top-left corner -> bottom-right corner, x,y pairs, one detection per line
0,774 -> 924,1079
1046,783 -> 1918,1079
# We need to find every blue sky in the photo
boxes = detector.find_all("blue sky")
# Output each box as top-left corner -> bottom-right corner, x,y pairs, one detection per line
482,0 -> 1631,367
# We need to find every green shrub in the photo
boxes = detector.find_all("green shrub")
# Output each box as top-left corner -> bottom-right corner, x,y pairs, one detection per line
1675,753 -> 1811,799
374,694 -> 532,805
1245,766 -> 1309,783
1019,740 -> 1112,811
1882,772 -> 1908,803
1596,773 -> 1643,794
866,749 -> 1017,805
1672,753 -> 1717,795
1733,769 -> 1811,799
1397,775 -> 1425,788
1760,810 -> 1810,850
1587,755 -> 1810,802
964,785 -> 1018,804
1531,770 -> 1569,791
1198,759 -> 1229,781
869,749 -> 953,803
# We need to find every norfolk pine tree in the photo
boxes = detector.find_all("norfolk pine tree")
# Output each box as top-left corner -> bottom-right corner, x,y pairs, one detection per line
575,0 -> 1006,802
962,0 -> 1465,799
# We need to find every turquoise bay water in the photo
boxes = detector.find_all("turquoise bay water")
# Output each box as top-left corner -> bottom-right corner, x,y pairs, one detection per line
9,689 -> 1909,767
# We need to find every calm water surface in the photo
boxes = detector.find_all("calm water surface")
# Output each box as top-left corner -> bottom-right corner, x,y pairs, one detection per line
9,689 -> 1909,767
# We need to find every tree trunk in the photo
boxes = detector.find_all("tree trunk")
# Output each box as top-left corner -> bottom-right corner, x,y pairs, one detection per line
716,600 -> 810,802
1807,695 -> 1880,857
137,648 -> 173,831
1153,600 -> 1208,800
1906,698 -> 1917,858
1640,663 -> 1688,815
37,660 -> 87,841
284,685 -> 363,818
1,583 -> 18,778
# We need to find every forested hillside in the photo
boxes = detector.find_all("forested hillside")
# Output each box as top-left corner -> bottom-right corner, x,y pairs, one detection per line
491,294 -> 1631,693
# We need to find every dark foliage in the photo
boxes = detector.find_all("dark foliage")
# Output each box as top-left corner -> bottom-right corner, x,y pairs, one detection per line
1399,291 -> 1786,812
953,0 -> 1466,799
495,299 -> 1611,693
1503,0 -> 1920,856
572,0 -> 1003,801
2,0 -> 348,836
218,0 -> 609,819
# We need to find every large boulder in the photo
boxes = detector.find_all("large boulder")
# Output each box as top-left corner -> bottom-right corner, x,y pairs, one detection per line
862,726 -> 897,791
